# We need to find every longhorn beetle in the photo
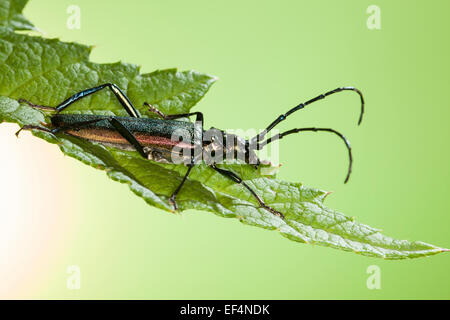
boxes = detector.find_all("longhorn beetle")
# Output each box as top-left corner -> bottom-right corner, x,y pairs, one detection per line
16,83 -> 364,219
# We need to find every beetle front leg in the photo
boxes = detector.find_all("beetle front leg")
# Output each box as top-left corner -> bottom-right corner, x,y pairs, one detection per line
15,123 -> 53,137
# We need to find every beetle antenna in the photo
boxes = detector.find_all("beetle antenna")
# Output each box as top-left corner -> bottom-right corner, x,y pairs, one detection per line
252,87 -> 364,144
257,127 -> 353,183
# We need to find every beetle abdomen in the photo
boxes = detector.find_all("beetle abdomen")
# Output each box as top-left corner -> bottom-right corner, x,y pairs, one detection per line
50,114 -> 196,163
52,114 -> 196,141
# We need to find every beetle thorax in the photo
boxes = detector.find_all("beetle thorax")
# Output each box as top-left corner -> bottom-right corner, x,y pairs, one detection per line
201,129 -> 259,165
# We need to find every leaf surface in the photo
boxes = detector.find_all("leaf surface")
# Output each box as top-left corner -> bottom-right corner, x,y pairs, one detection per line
0,0 -> 447,259
0,0 -> 34,31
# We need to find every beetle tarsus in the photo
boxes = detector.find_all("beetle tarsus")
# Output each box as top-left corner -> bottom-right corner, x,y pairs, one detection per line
210,164 -> 285,219
15,127 -> 24,137
18,98 -> 55,111
144,102 -> 167,119
15,124 -> 53,137
264,206 -> 285,219
168,196 -> 178,212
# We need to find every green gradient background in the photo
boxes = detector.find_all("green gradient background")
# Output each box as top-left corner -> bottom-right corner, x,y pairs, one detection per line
17,0 -> 450,298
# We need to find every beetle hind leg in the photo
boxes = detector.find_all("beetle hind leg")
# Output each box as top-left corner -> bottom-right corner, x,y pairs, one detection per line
18,99 -> 56,111
15,123 -> 54,137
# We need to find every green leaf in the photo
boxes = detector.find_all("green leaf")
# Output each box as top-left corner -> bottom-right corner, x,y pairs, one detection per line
0,0 -> 34,31
0,0 -> 448,259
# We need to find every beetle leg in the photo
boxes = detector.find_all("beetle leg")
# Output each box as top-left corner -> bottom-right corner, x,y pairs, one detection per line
143,102 -> 203,123
168,162 -> 194,212
15,124 -> 53,137
18,99 -> 55,111
19,83 -> 141,118
144,103 -> 166,119
106,118 -> 148,158
210,164 -> 285,219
